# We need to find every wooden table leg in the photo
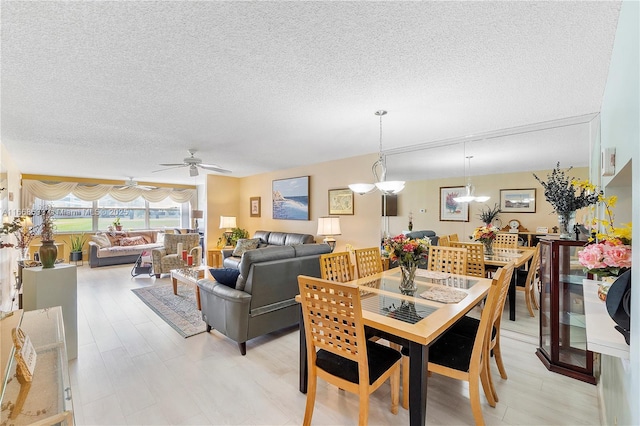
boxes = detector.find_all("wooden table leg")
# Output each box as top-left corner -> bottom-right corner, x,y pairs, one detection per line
408,342 -> 428,426
195,286 -> 201,310
172,276 -> 178,295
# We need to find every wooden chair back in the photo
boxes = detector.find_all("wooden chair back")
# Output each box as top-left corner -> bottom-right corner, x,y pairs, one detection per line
448,234 -> 460,242
319,251 -> 354,282
427,246 -> 467,275
438,235 -> 451,247
450,241 -> 485,277
298,275 -> 400,424
354,247 -> 383,278
519,244 -> 541,316
494,233 -> 518,248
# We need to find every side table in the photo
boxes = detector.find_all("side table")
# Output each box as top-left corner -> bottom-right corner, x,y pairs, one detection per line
207,248 -> 224,268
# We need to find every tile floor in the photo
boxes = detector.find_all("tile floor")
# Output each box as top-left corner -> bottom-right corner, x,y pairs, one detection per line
69,264 -> 601,425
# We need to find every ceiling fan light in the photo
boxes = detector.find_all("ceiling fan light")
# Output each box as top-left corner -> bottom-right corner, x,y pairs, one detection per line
189,165 -> 198,177
375,180 -> 405,194
348,183 -> 376,195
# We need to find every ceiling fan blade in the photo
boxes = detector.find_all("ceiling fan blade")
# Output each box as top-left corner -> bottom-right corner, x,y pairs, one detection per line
199,162 -> 222,169
152,165 -> 188,173
198,164 -> 232,174
159,163 -> 186,167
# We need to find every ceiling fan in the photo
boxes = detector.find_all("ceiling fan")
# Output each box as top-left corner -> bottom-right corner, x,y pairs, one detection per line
115,177 -> 156,190
154,149 -> 231,177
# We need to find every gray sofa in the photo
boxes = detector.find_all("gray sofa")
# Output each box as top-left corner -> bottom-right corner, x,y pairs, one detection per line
197,242 -> 331,355
221,230 -> 316,269
405,230 -> 440,245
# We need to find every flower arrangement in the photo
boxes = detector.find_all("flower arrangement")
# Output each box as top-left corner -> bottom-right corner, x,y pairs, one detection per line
533,162 -> 599,213
382,234 -> 430,267
578,193 -> 632,278
477,203 -> 501,225
472,224 -> 498,243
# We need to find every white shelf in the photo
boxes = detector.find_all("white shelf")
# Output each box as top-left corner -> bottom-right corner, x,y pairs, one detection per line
582,279 -> 629,359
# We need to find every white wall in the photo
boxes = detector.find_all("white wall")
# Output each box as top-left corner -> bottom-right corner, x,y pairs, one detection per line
598,1 -> 639,424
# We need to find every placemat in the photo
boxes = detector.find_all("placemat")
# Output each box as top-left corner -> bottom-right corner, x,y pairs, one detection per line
420,286 -> 468,303
415,270 -> 451,280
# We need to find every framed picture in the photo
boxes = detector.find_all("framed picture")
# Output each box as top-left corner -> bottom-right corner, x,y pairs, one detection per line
328,188 -> 354,215
439,186 -> 469,222
500,188 -> 536,213
272,176 -> 310,220
250,197 -> 261,217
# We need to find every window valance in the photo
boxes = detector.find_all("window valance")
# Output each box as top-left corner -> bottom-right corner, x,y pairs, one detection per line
21,179 -> 196,208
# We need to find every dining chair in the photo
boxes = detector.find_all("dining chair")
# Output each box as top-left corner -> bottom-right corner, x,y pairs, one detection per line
425,262 -> 513,425
448,233 -> 460,242
354,247 -> 383,278
427,246 -> 467,275
437,235 -> 451,247
516,244 -> 541,316
297,275 -> 401,425
319,251 -> 354,282
494,233 -> 519,248
450,241 -> 485,278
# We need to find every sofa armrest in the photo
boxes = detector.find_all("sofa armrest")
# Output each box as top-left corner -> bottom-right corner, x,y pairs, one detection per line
88,241 -> 100,268
151,248 -> 167,273
221,248 -> 235,259
198,279 -> 251,303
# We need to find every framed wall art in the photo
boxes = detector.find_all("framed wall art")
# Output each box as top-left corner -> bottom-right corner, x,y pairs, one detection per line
272,176 -> 310,220
439,186 -> 469,222
500,188 -> 536,213
250,197 -> 261,217
328,188 -> 354,215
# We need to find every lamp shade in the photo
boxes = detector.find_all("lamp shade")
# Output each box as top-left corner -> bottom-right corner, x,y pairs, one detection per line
219,216 -> 237,229
317,217 -> 341,236
192,210 -> 204,219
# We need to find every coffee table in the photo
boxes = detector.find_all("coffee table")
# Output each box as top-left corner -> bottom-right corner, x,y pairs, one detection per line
170,265 -> 208,310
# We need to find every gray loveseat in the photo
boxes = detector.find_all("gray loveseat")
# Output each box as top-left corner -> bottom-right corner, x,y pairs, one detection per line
197,242 -> 331,355
405,230 -> 440,245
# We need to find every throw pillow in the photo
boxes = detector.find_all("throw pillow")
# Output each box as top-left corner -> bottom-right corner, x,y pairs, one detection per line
210,268 -> 240,288
120,236 -> 145,246
156,232 -> 165,244
232,238 -> 260,257
91,233 -> 111,248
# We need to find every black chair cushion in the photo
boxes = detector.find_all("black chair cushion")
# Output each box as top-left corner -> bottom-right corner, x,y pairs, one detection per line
427,331 -> 475,372
316,340 -> 401,385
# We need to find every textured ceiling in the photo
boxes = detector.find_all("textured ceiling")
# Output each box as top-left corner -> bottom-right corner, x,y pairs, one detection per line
1,1 -> 621,185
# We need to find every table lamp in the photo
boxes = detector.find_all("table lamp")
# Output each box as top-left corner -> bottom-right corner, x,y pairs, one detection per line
317,217 -> 341,252
219,216 -> 237,246
192,209 -> 203,231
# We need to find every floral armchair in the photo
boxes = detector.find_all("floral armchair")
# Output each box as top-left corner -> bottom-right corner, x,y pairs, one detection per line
152,233 -> 201,277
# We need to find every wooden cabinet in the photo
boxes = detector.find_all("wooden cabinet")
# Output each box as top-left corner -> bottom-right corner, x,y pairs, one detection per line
536,237 -> 596,384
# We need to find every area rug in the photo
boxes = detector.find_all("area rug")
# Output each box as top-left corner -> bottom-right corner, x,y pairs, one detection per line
132,283 -> 206,338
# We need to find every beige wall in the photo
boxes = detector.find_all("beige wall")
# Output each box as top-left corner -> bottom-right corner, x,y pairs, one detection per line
205,152 -> 589,253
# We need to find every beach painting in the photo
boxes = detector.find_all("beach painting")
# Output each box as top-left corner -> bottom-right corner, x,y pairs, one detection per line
272,176 -> 310,220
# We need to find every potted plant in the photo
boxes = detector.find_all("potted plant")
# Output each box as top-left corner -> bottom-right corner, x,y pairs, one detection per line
113,217 -> 122,231
218,227 -> 249,247
68,233 -> 87,262
477,203 -> 501,226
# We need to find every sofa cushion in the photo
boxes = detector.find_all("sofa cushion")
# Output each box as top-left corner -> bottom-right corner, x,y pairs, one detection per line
253,230 -> 271,245
91,233 -> 111,248
209,268 -> 240,288
236,245 -> 296,291
293,244 -> 332,258
232,238 -> 260,256
120,236 -> 146,246
266,232 -> 288,246
285,233 -> 315,245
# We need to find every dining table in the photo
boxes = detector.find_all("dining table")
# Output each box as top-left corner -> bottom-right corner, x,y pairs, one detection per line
483,247 -> 535,321
297,268 -> 493,426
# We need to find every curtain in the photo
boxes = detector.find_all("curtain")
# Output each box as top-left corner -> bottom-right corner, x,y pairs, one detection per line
21,179 -> 196,208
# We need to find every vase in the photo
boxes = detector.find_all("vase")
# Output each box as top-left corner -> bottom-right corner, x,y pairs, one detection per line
399,262 -> 417,292
558,210 -> 577,239
483,239 -> 494,255
39,240 -> 58,269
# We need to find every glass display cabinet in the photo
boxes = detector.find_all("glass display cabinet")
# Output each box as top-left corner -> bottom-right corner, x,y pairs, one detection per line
536,237 -> 596,384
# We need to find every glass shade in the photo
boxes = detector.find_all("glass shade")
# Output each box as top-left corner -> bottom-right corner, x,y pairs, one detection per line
375,180 -> 405,194
348,183 -> 376,195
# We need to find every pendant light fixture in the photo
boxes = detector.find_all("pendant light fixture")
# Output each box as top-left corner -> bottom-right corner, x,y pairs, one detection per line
348,110 -> 405,195
453,146 -> 490,203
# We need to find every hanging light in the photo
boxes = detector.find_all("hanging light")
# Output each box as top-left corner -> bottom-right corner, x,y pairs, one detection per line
348,110 -> 405,195
453,153 -> 490,203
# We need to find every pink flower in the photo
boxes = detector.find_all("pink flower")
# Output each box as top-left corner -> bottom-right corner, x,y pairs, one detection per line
602,244 -> 632,268
578,245 -> 607,269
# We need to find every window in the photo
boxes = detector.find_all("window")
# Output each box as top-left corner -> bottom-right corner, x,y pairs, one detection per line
36,195 -> 186,232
